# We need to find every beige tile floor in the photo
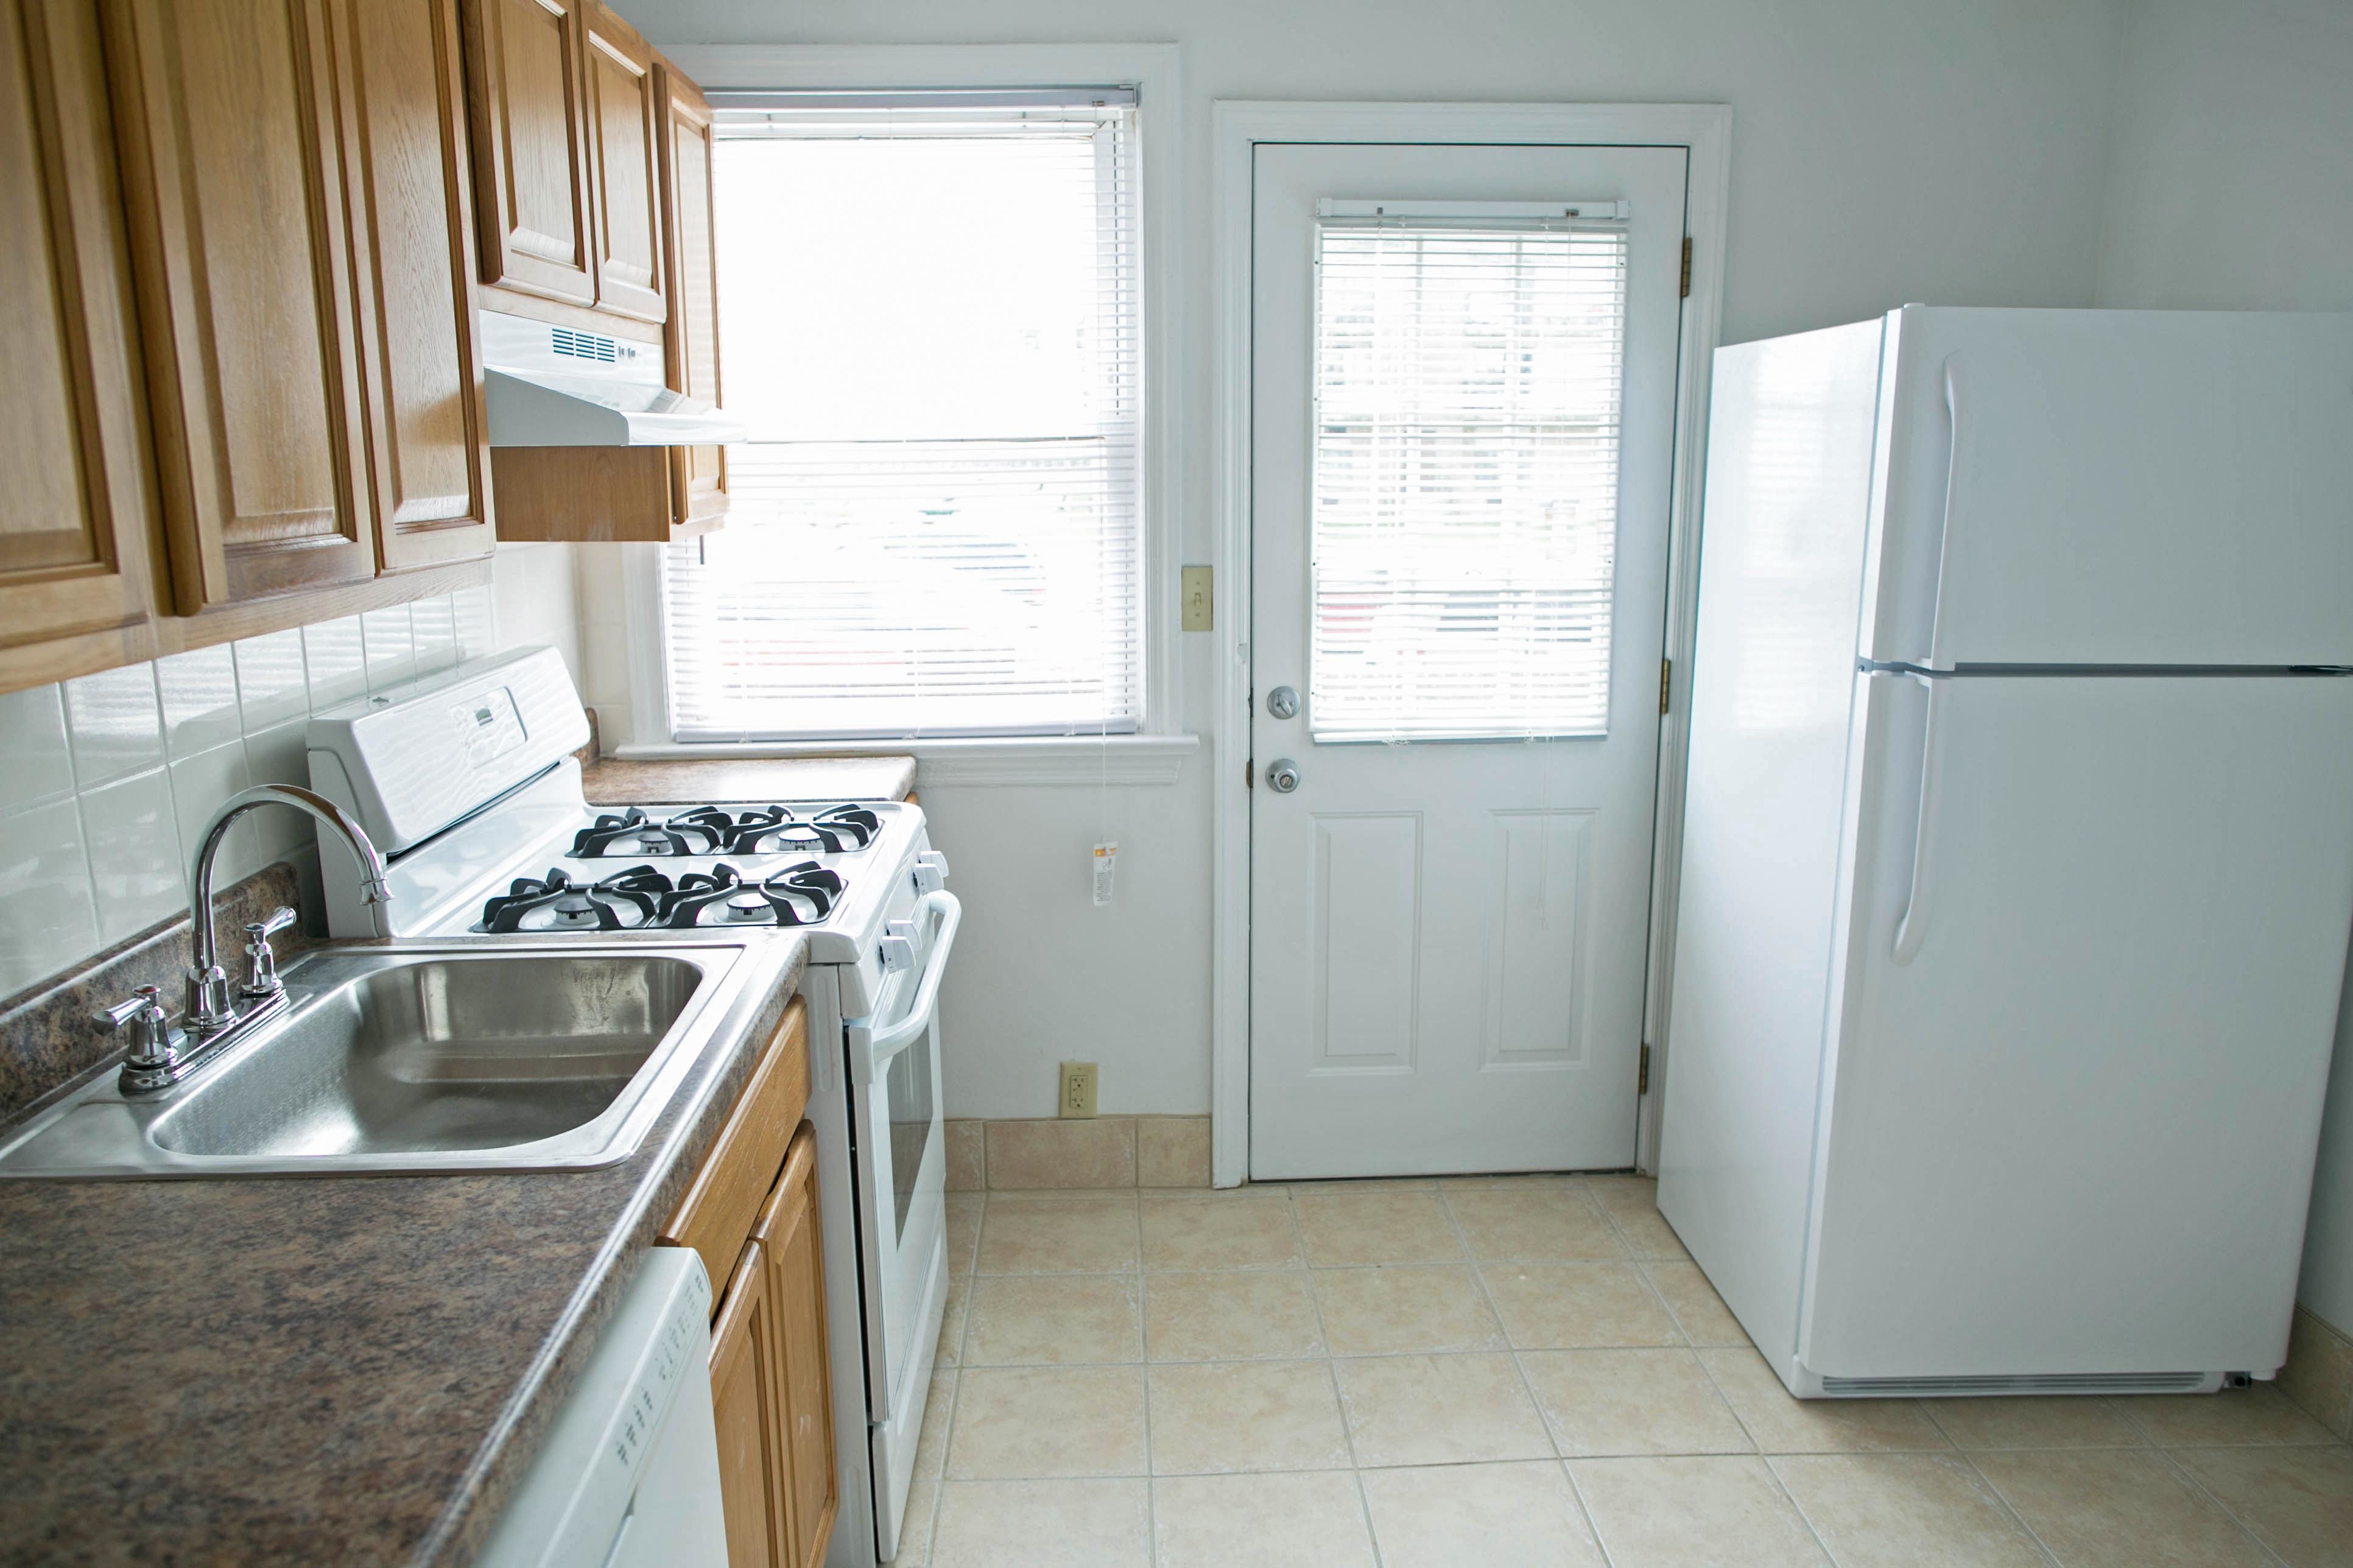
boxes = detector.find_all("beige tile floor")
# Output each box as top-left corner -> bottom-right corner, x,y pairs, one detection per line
893,1175 -> 2353,1567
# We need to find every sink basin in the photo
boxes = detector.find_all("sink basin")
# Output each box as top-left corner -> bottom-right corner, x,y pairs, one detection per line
0,944 -> 764,1180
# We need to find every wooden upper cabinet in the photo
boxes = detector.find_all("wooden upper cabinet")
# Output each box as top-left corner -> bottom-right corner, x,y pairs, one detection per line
103,0 -> 378,614
0,0 -> 162,689
458,0 -> 596,307
332,0 -> 496,572
583,3 -> 663,323
658,61 -> 726,530
711,1240 -> 789,1568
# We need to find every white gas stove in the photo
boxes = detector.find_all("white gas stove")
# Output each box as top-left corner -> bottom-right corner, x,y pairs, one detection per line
303,645 -> 951,1567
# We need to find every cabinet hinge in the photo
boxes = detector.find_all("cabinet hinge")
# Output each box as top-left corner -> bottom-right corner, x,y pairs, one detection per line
1638,1044 -> 1651,1094
1245,759 -> 1254,789
1659,657 -> 1672,715
1679,237 -> 1693,298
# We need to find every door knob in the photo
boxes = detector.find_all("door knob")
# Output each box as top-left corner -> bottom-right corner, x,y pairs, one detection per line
1267,758 -> 1302,793
1267,685 -> 1300,720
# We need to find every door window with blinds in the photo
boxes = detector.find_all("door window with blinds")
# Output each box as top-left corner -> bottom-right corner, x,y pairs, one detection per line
1310,202 -> 1629,742
661,90 -> 1142,740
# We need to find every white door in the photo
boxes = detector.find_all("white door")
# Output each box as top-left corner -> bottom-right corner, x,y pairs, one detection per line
1249,141 -> 1690,1179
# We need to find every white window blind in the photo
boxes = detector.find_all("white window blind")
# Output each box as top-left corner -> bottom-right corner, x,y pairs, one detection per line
1310,215 -> 1630,743
661,92 -> 1142,740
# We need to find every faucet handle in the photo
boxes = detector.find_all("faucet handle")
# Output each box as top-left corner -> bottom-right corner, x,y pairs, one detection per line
240,907 -> 298,999
96,986 -> 179,1080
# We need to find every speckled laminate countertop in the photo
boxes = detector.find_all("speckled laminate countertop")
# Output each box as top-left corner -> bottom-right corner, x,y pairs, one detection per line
0,933 -> 809,1568
580,754 -> 916,806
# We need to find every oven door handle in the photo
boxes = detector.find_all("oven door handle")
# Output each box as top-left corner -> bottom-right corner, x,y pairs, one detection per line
851,890 -> 961,1085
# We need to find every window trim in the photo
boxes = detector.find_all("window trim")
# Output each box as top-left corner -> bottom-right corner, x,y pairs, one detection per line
621,44 -> 1184,776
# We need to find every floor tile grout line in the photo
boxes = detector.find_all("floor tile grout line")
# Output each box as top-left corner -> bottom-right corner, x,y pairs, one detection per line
1435,1184 -> 1575,1480
1750,1452 -> 1843,1566
2147,1445 -> 2296,1568
1556,1457 -> 1623,1568
1940,1449 -> 2070,1568
1133,1194 -> 1162,1566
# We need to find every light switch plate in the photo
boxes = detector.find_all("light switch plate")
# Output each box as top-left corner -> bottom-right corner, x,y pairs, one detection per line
1181,566 -> 1213,631
1058,1061 -> 1099,1119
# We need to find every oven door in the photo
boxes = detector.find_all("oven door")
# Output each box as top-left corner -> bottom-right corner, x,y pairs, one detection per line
846,888 -> 958,1560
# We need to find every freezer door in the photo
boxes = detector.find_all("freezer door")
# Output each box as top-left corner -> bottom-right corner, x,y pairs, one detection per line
1803,673 -> 2353,1380
1859,308 -> 2353,667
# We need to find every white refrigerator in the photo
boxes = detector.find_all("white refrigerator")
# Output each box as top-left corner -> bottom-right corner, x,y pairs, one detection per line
1660,306 -> 2353,1397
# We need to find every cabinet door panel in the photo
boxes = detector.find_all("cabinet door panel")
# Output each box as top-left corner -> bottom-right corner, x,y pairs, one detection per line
107,0 -> 376,611
711,1240 -> 789,1568
0,0 -> 159,681
659,63 -> 726,527
460,0 -> 595,304
755,1125 -> 837,1568
584,4 -> 662,323
334,0 -> 494,570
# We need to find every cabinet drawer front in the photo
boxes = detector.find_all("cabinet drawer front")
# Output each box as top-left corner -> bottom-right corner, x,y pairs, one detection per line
661,997 -> 809,1295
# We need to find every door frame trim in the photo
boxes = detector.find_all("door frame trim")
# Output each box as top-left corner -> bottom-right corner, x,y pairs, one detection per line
1209,100 -> 1732,1186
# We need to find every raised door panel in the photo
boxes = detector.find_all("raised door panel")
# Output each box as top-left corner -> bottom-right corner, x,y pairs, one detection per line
334,0 -> 494,572
106,0 -> 376,611
754,1125 -> 836,1568
583,4 -> 663,323
658,62 -> 726,528
459,0 -> 595,305
0,0 -> 160,689
710,1240 -> 788,1568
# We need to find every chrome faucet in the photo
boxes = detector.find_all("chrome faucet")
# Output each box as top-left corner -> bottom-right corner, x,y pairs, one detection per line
97,784 -> 390,1093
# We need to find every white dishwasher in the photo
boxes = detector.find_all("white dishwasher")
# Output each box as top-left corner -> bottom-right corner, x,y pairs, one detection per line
477,1247 -> 730,1568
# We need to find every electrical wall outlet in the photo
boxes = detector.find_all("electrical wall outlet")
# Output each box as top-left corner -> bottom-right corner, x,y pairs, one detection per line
1181,565 -> 1213,631
1058,1061 -> 1099,1119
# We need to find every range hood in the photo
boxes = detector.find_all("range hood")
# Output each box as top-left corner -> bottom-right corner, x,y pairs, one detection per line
480,310 -> 743,447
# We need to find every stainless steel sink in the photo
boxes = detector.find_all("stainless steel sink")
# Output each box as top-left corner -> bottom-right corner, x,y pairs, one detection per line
0,943 -> 767,1179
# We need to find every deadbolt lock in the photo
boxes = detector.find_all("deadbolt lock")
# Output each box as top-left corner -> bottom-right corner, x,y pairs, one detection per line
1267,685 -> 1300,720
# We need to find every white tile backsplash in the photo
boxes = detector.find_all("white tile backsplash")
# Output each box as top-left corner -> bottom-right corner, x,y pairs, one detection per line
62,663 -> 163,786
0,800 -> 100,998
157,645 -> 242,761
0,684 -> 74,816
232,629 -> 308,732
80,768 -> 182,944
0,588 -> 518,1003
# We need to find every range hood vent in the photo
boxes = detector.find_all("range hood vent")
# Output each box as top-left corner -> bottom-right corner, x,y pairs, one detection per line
480,311 -> 743,447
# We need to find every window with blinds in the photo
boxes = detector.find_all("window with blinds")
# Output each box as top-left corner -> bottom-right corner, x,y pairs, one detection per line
660,91 -> 1142,740
1310,211 -> 1630,743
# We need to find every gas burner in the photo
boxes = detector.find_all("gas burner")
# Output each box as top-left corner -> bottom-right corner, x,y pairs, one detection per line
656,860 -> 845,929
569,806 -> 737,858
475,864 -> 670,932
722,804 -> 883,856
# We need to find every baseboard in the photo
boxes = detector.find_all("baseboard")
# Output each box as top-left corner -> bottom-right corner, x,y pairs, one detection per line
944,1115 -> 1212,1192
2279,1304 -> 2353,1440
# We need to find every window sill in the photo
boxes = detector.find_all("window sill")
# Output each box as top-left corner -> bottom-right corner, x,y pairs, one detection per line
609,733 -> 1200,787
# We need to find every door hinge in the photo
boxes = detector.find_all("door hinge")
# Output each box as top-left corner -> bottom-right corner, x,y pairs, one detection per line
1639,1044 -> 1651,1094
1245,759 -> 1254,789
1659,657 -> 1672,715
1679,237 -> 1693,298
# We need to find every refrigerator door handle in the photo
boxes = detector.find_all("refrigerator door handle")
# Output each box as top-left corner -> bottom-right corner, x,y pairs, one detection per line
1923,357 -> 1968,672
1891,674 -> 1947,965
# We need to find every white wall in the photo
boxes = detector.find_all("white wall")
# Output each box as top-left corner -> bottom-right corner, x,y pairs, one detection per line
2092,0 -> 2353,1334
607,0 -> 2133,1118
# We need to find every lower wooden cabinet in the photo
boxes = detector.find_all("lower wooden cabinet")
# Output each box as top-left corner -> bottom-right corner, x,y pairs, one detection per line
704,1125 -> 835,1568
711,1237 -> 789,1568
668,998 -> 833,1568
755,1126 -> 838,1568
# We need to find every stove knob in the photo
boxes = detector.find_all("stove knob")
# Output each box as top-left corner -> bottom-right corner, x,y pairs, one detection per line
913,849 -> 951,894
879,934 -> 915,974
